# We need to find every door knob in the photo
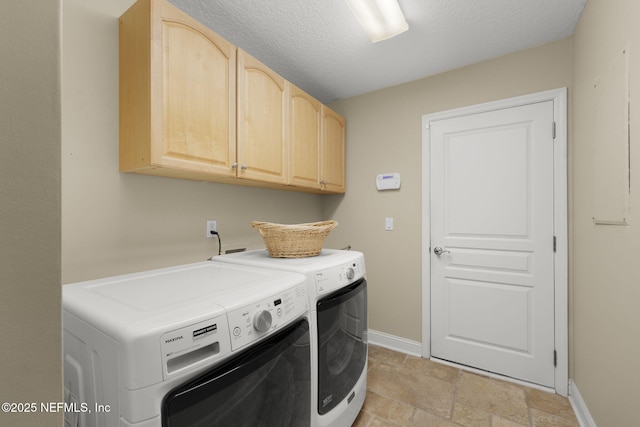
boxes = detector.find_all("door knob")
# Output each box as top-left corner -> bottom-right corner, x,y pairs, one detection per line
433,246 -> 450,255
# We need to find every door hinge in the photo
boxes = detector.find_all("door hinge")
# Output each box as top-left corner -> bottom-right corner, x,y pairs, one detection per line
554,350 -> 557,367
553,236 -> 557,253
552,122 -> 556,139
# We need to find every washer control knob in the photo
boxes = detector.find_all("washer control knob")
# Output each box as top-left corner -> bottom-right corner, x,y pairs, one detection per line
346,267 -> 355,281
253,310 -> 272,333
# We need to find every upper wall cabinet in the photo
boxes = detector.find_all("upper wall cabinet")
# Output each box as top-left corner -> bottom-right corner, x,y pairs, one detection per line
237,49 -> 288,185
119,0 -> 236,180
118,0 -> 345,193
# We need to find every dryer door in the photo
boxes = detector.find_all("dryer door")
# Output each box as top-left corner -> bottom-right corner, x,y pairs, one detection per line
316,278 -> 368,415
162,319 -> 310,427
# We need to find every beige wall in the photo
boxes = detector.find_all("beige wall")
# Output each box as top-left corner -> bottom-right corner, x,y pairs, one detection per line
571,0 -> 640,425
325,38 -> 573,342
61,0 -> 325,284
0,1 -> 63,426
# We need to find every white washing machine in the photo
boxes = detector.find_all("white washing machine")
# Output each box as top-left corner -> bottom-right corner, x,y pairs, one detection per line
213,249 -> 367,427
63,261 -> 311,427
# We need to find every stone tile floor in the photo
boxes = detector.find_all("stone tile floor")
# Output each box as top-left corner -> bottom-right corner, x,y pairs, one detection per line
354,345 -> 579,427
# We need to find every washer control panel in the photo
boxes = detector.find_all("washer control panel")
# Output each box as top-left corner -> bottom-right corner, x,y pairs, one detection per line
226,284 -> 308,351
161,313 -> 231,379
314,258 -> 365,295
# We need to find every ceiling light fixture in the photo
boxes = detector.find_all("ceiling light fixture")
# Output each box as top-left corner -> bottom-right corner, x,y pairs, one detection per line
345,0 -> 409,43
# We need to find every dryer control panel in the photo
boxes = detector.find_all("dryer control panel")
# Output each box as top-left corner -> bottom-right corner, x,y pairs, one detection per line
314,258 -> 365,295
226,283 -> 308,351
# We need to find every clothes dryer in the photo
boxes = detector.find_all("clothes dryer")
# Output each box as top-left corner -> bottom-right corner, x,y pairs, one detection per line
213,249 -> 367,427
63,261 -> 310,426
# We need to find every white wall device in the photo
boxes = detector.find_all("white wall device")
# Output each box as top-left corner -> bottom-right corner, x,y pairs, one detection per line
376,173 -> 401,190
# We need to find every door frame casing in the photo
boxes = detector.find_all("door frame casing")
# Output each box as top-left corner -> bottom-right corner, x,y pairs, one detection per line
421,88 -> 568,395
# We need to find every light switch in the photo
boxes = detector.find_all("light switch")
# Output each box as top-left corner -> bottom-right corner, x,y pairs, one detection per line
385,217 -> 394,230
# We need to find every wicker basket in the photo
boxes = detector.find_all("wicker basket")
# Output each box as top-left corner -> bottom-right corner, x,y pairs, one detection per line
251,220 -> 338,258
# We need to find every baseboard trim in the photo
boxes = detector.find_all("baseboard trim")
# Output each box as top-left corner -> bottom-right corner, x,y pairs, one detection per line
367,329 -> 422,357
569,380 -> 597,427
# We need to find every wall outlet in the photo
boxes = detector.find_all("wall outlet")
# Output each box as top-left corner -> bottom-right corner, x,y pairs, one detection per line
206,220 -> 217,238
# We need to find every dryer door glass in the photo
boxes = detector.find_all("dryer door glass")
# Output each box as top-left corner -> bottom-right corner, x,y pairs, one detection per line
316,278 -> 367,415
162,319 -> 310,427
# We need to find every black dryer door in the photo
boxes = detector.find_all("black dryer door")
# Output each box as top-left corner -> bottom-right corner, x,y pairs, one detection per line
316,279 -> 367,415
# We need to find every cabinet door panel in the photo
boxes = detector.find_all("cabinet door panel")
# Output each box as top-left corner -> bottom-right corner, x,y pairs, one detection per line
289,85 -> 321,188
321,106 -> 345,193
157,3 -> 236,175
237,50 -> 288,184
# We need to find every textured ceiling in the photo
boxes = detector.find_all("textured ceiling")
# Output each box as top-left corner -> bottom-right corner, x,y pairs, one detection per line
169,0 -> 586,103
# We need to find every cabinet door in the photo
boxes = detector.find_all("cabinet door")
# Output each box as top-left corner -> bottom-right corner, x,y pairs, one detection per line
155,0 -> 236,176
237,49 -> 288,184
119,0 -> 236,178
289,85 -> 321,188
320,106 -> 346,193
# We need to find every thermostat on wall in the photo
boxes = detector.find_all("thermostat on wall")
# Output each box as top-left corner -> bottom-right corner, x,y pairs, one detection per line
376,173 -> 401,190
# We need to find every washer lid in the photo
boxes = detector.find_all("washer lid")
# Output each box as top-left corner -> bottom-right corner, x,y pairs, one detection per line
63,261 -> 306,339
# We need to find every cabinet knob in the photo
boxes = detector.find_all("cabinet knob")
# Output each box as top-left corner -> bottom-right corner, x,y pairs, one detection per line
241,164 -> 248,170
231,162 -> 238,169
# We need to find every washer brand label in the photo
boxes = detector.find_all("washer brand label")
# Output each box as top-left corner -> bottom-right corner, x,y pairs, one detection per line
164,335 -> 183,344
193,324 -> 217,340
322,394 -> 333,407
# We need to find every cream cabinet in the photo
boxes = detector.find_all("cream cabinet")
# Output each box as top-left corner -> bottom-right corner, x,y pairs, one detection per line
236,49 -> 288,185
119,0 -> 236,181
320,106 -> 346,193
119,0 -> 345,193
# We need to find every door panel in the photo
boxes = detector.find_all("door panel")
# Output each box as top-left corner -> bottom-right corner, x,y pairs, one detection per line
430,101 -> 555,387
445,125 -> 530,237
446,279 -> 531,351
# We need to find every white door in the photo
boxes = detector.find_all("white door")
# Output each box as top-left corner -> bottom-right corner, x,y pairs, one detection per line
430,101 -> 555,387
